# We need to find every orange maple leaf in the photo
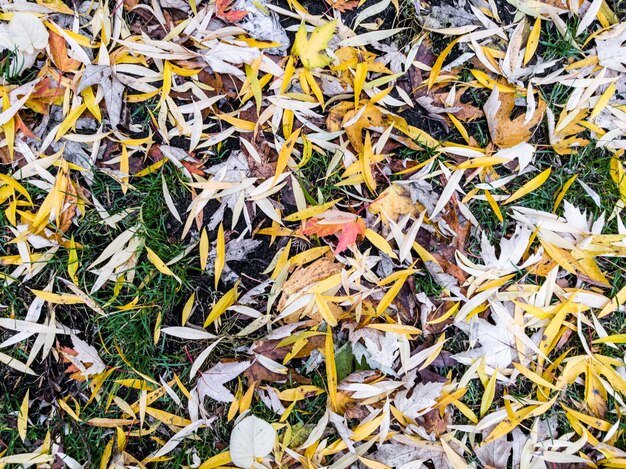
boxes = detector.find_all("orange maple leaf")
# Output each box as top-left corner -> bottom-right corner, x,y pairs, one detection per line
216,0 -> 249,22
324,0 -> 359,12
302,210 -> 366,254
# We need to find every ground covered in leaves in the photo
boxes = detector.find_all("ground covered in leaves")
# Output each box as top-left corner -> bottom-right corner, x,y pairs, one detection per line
1,0 -> 626,467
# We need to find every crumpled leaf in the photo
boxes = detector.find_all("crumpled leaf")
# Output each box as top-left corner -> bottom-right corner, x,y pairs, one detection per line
216,0 -> 249,22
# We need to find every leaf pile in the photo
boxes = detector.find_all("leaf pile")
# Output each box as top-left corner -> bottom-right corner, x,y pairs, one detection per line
1,0 -> 626,467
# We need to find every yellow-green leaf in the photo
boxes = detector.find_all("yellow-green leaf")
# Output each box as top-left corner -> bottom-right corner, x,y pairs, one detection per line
293,20 -> 336,69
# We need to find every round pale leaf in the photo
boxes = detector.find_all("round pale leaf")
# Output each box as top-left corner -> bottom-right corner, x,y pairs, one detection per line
9,13 -> 49,54
230,415 -> 276,468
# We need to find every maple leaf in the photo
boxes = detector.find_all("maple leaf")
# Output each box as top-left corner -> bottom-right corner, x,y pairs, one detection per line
394,381 -> 444,420
216,0 -> 249,22
484,87 -> 546,148
196,361 -> 251,402
58,335 -> 106,381
302,210 -> 366,254
324,0 -> 359,12
292,20 -> 336,69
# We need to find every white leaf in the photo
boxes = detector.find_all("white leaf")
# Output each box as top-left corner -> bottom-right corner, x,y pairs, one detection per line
230,415 -> 276,468
161,327 -> 216,340
6,13 -> 49,54
65,335 -> 106,377
394,381 -> 444,419
196,361 -> 251,403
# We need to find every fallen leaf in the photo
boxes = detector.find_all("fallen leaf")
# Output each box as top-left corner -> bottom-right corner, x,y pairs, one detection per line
484,88 -> 546,148
302,210 -> 366,254
230,415 -> 276,468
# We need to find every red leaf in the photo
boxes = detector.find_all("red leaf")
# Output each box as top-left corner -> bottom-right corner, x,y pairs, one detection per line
216,0 -> 249,22
302,210 -> 366,254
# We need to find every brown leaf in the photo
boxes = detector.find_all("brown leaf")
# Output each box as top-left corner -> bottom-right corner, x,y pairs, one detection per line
421,408 -> 451,437
278,257 -> 343,310
433,88 -> 483,122
251,335 -> 325,362
240,133 -> 276,179
48,30 -> 80,73
484,88 -> 546,148
370,184 -> 418,225
57,179 -> 79,233
244,362 -> 311,385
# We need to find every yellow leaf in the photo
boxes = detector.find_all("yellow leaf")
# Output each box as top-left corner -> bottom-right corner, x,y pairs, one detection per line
146,247 -> 181,282
281,56 -> 296,94
215,113 -> 256,131
239,382 -> 255,414
275,127 -> 301,182
441,438 -> 468,469
480,371 -> 497,417
82,86 -> 101,121
200,227 -> 209,271
31,289 -> 84,305
303,68 -> 324,105
0,173 -> 32,204
553,174 -> 577,212
271,240 -> 292,280
283,109 -> 294,138
354,61 -> 367,108
358,456 -> 391,469
153,311 -> 162,345
590,81 -> 616,119
503,168 -> 551,205
56,103 -> 87,139
452,398 -> 478,423
376,276 -> 408,315
362,131 -> 377,193
325,328 -> 338,411
198,451 -> 232,469
18,389 -> 28,441
293,20 -> 336,69
513,362 -> 557,389
448,112 -> 469,144
524,17 -> 541,65
283,198 -> 340,221
67,235 -> 79,284
159,60 -> 172,108
215,223 -> 225,290
484,190 -> 503,222
351,414 -> 384,441
245,59 -> 263,113
57,398 -> 81,422
204,283 -> 238,328
562,404 -> 612,431
367,323 -> 421,335
315,294 -> 338,327
364,229 -> 397,258
428,37 -> 460,89
182,292 -> 195,326
145,407 -> 191,427
593,334 -> 626,344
